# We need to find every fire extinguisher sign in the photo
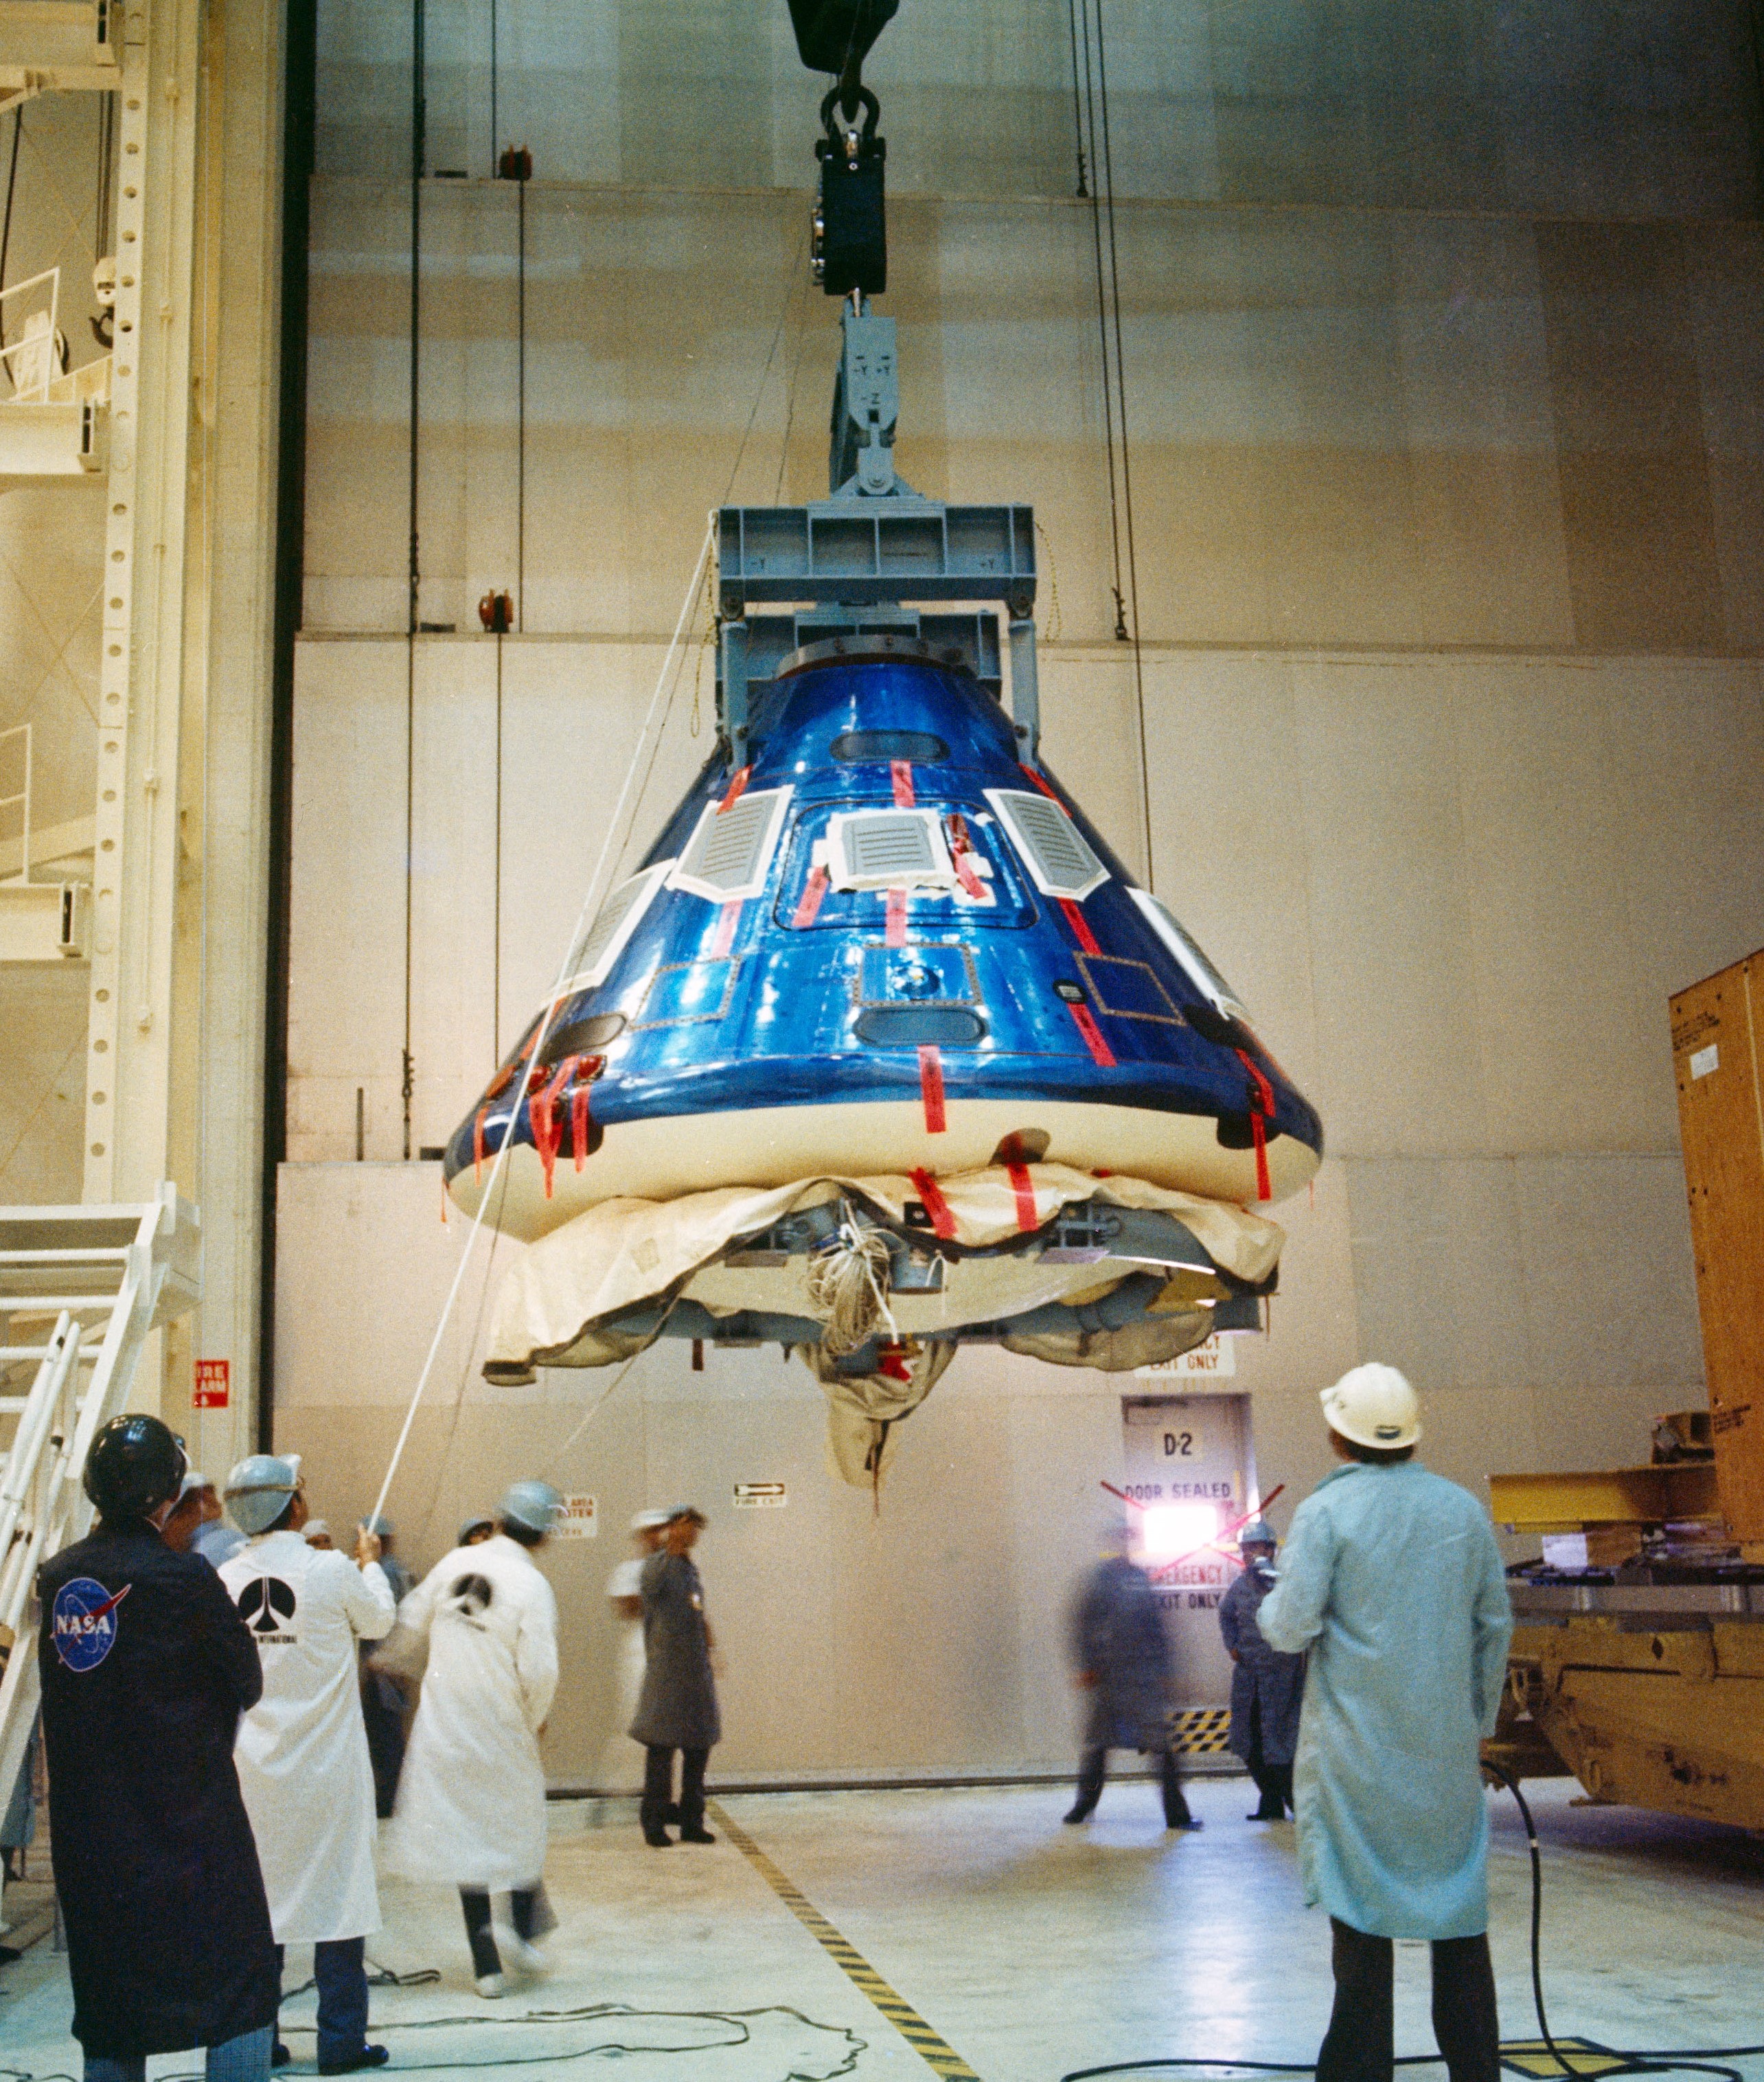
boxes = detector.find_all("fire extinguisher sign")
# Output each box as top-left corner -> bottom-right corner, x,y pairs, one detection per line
194,1359 -> 230,1409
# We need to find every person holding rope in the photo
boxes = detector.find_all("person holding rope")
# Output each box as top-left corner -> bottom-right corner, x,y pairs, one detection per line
218,1455 -> 396,2075
382,1480 -> 563,1998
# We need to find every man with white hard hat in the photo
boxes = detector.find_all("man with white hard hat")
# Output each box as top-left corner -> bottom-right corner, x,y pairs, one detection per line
382,1480 -> 562,1996
218,1455 -> 396,2074
1257,1364 -> 1513,2082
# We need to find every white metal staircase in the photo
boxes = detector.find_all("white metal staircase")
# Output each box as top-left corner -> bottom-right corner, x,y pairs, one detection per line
0,1187 -> 198,1924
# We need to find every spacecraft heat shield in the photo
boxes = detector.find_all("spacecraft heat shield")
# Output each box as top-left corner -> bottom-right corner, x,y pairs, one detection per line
444,649 -> 1323,1242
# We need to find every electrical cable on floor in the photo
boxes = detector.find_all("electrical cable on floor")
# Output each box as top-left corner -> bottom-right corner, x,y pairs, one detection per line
1057,1774 -> 1764,2082
254,2000 -> 864,2077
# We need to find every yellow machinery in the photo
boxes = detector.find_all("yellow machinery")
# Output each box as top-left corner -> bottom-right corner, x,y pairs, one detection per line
1483,947 -> 1764,1831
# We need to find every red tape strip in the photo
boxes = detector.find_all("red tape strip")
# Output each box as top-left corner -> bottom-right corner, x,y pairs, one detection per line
891,759 -> 915,808
1067,1000 -> 1116,1067
910,1166 -> 957,1239
1235,1047 -> 1275,1202
1007,1163 -> 1038,1232
792,865 -> 828,928
1018,762 -> 1059,799
711,899 -> 742,958
571,1080 -> 592,1172
1059,895 -> 1101,955
718,766 -> 751,814
529,1056 -> 578,1200
884,888 -> 908,948
917,1044 -> 947,1134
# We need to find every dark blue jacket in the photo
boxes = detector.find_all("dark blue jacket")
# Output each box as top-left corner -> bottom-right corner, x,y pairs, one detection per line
37,1521 -> 279,2057
1218,1559 -> 1305,1768
1071,1555 -> 1173,1752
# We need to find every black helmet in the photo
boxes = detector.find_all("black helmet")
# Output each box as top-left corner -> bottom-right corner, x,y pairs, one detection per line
83,1415 -> 187,1523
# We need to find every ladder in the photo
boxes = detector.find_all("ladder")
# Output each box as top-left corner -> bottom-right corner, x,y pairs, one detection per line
0,1187 -> 198,1926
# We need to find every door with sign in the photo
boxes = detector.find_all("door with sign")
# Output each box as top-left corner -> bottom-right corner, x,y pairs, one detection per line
1121,1395 -> 1254,1709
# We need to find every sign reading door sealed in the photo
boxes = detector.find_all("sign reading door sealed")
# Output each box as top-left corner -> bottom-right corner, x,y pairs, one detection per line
1121,1394 -> 1255,1710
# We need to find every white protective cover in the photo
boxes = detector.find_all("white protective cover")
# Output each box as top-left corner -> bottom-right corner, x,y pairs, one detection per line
218,1530 -> 396,1943
381,1533 -> 560,1891
483,1163 -> 1283,1482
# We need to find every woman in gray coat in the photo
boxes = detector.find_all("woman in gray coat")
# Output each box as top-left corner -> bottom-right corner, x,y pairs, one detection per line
629,1507 -> 720,1847
1219,1516 -> 1306,1818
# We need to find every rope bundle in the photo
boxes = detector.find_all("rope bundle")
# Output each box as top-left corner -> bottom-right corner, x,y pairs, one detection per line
806,1211 -> 899,1355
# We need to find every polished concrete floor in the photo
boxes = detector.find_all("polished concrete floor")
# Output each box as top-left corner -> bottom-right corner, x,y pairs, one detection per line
3,1776 -> 1763,2081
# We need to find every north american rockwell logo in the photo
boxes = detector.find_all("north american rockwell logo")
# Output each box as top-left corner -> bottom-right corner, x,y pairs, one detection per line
234,1575 -> 299,1644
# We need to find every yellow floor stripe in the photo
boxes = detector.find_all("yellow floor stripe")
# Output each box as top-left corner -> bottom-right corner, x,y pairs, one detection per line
709,1800 -> 984,2081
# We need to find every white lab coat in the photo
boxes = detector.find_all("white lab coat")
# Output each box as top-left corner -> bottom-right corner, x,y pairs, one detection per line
380,1534 -> 559,1891
598,1557 -> 647,1792
218,1529 -> 396,1944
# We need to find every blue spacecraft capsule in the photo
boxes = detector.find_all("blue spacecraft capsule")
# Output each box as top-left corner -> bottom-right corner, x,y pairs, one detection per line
444,630 -> 1322,1247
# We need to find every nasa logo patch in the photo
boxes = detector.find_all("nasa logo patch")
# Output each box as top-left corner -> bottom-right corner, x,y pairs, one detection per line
51,1577 -> 130,1672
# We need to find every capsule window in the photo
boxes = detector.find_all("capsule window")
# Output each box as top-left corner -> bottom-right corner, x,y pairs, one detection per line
829,729 -> 949,764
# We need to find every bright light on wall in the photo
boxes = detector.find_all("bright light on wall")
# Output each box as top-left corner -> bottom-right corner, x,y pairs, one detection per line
1138,1502 -> 1217,1559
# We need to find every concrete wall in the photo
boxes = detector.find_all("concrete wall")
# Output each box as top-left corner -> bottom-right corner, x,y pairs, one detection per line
276,0 -> 1764,1783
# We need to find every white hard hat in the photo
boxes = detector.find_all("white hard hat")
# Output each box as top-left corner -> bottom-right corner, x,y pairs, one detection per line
631,1508 -> 672,1531
1320,1364 -> 1421,1450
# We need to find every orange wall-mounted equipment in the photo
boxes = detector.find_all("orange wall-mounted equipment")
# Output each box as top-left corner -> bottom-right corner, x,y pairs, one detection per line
1670,946 -> 1764,1546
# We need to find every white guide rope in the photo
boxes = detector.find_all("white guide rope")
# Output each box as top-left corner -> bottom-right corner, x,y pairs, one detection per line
365,516 -> 717,1534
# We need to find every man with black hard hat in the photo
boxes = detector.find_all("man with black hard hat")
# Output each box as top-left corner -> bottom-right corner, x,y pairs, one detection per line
36,1413 -> 279,2082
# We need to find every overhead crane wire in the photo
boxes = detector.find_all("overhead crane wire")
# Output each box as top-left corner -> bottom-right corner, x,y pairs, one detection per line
366,518 -> 716,1535
1066,0 -> 1155,891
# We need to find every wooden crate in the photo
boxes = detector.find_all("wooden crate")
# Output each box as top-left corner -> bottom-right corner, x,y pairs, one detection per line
1670,948 -> 1764,1543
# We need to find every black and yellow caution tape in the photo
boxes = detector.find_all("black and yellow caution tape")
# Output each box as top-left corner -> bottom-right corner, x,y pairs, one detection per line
708,1800 -> 984,2082
1169,1706 -> 1233,1755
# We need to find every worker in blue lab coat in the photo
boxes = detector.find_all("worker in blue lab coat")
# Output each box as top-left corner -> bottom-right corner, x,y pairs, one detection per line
1217,1516 -> 1305,1820
1257,1365 -> 1513,2082
1062,1522 -> 1198,1832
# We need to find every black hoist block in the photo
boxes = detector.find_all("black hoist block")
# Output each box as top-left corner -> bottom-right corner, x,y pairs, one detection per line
814,93 -> 886,299
788,0 -> 900,75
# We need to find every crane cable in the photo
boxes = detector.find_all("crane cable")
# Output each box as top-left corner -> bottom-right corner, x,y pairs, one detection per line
1066,0 -> 1154,891
365,516 -> 715,1535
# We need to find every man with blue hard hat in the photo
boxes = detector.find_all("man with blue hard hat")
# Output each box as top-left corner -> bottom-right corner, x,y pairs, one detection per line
218,1454 -> 396,2075
36,1415 -> 279,2082
383,1479 -> 563,1995
1257,1364 -> 1513,2082
1218,1513 -> 1305,1821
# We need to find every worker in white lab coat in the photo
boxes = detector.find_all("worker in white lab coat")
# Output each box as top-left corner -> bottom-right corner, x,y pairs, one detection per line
217,1456 -> 396,2075
599,1509 -> 671,1796
381,1481 -> 562,1998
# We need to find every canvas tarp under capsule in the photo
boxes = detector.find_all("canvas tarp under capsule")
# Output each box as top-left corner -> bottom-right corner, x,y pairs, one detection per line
479,1163 -> 1283,1486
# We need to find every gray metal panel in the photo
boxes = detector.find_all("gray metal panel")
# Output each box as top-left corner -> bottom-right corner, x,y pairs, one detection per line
718,502 -> 1035,610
